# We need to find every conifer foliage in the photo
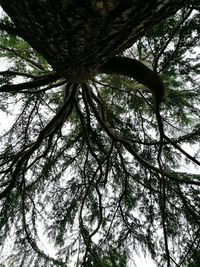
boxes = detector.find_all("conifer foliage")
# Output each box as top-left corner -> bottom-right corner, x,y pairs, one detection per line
0,1 -> 200,266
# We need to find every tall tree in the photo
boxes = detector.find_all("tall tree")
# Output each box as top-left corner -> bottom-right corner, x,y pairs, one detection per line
0,1 -> 200,266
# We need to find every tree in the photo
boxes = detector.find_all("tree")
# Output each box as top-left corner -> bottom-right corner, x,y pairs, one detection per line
0,1 -> 200,266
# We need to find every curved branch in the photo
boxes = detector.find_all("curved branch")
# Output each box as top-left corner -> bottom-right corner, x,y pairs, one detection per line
21,178 -> 64,266
0,83 -> 78,199
83,83 -> 200,186
164,134 -> 200,167
0,72 -> 60,92
0,45 -> 46,71
100,56 -> 166,105
0,70 -> 44,79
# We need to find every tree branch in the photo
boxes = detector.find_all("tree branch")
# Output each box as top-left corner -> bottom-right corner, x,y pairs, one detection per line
0,72 -> 60,92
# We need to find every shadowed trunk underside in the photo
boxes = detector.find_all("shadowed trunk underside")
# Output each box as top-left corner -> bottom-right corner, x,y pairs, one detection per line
0,0 -> 187,81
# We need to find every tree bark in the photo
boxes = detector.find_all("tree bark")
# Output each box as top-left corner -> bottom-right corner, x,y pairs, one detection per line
0,0 -> 188,81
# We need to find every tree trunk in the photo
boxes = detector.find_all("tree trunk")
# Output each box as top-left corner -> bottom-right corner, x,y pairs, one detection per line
0,0 -> 188,81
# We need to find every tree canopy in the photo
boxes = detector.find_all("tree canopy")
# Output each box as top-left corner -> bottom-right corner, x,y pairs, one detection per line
0,1 -> 200,266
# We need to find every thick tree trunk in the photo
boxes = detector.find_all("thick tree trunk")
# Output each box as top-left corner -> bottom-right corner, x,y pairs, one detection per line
0,0 -> 188,81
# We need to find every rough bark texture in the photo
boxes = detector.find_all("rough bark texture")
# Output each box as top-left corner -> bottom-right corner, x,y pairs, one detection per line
0,0 -> 188,81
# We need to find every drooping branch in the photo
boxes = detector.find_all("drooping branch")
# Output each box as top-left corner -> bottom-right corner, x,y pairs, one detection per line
0,72 -> 60,92
0,70 -> 43,79
100,56 -> 166,105
0,45 -> 46,71
82,83 -> 200,186
0,83 -> 78,200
